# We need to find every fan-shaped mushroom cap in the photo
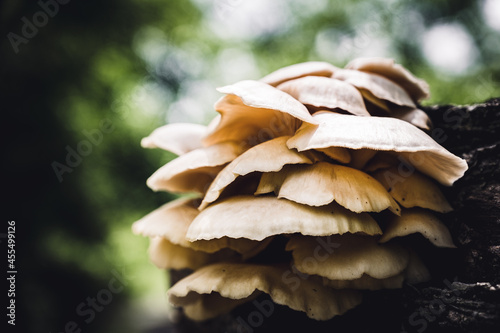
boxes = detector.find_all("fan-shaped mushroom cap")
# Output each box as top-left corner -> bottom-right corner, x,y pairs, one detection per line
141,123 -> 207,155
345,57 -> 430,101
190,237 -> 273,260
147,141 -> 245,194
200,136 -> 314,209
286,234 -> 410,280
148,237 -> 237,270
132,197 -> 199,247
287,112 -> 468,186
315,146 -> 352,163
277,76 -> 370,116
323,248 -> 431,289
204,80 -> 317,146
348,148 -> 378,170
323,273 -> 405,291
390,108 -> 432,131
260,61 -> 339,87
372,167 -> 452,213
255,162 -> 400,214
168,263 -> 362,321
332,69 -> 416,108
405,249 -> 431,284
187,196 -> 382,242
379,208 -> 456,248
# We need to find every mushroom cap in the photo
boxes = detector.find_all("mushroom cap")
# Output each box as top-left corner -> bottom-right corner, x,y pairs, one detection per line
345,57 -> 430,101
348,148 -> 378,170
132,197 -> 199,247
404,249 -> 431,284
147,141 -> 245,193
200,136 -> 314,209
260,61 -> 339,87
141,123 -> 207,155
277,76 -> 370,116
372,166 -> 453,213
323,273 -> 405,291
390,108 -> 432,131
204,80 -> 317,146
189,237 -> 274,259
332,69 -> 416,108
255,162 -> 401,214
379,208 -> 456,248
315,146 -> 352,163
286,234 -> 410,280
167,262 -> 362,321
148,237 -> 238,270
287,112 -> 468,186
187,196 -> 382,242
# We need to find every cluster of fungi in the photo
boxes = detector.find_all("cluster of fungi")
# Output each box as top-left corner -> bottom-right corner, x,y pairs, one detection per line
133,57 -> 468,321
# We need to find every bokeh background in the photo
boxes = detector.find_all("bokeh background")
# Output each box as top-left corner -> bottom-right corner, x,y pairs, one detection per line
2,0 -> 499,332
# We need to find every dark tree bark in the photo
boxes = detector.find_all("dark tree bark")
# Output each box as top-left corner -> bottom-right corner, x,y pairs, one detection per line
158,98 -> 500,333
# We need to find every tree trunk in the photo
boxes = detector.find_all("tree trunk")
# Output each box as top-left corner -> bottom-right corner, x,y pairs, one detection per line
163,98 -> 500,333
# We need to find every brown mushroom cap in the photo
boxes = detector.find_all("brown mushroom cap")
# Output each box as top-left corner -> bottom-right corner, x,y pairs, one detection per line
277,76 -> 370,116
255,162 -> 401,214
167,262 -> 362,321
204,80 -> 317,146
379,208 -> 456,248
141,123 -> 207,155
260,61 -> 339,87
200,136 -> 314,209
187,196 -> 382,242
287,112 -> 468,186
345,57 -> 430,102
332,69 -> 416,108
372,166 -> 452,213
147,141 -> 245,193
286,234 -> 410,280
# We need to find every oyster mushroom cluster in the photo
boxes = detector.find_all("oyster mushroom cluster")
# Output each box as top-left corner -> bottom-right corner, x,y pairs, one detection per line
133,57 -> 468,321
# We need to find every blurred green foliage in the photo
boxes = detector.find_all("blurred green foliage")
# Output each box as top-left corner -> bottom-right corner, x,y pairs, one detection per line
2,0 -> 499,332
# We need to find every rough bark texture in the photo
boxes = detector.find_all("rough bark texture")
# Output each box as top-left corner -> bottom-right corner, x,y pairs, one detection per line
156,99 -> 500,333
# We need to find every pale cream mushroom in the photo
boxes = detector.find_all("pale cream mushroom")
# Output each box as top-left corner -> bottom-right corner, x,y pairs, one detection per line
255,162 -> 401,214
332,69 -> 416,108
132,197 -> 199,247
345,57 -> 430,102
187,196 -> 382,242
287,112 -> 468,186
148,237 -> 237,270
204,80 -> 317,146
199,136 -> 315,209
322,249 -> 430,289
379,208 -> 456,248
277,76 -> 370,116
260,61 -> 339,87
323,273 -> 405,291
390,108 -> 432,131
167,262 -> 362,321
147,141 -> 245,194
371,166 -> 453,213
286,234 -> 410,280
140,123 -> 207,155
132,197 -> 269,259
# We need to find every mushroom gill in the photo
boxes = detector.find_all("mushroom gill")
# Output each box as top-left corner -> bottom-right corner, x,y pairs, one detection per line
133,57 -> 467,322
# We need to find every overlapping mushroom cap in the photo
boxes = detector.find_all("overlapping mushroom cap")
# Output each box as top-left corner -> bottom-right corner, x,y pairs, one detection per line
133,57 -> 467,321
